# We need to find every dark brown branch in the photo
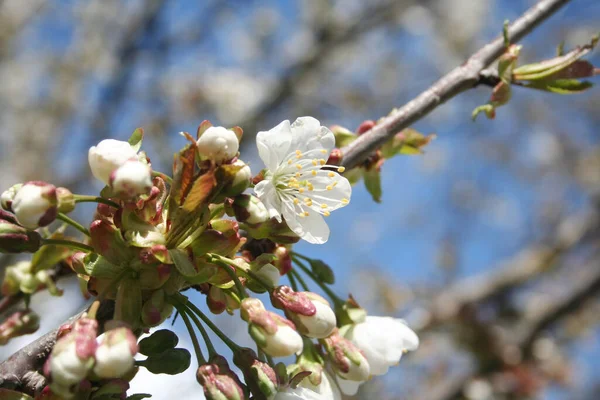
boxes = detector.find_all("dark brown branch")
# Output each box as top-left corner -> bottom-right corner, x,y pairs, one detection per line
340,0 -> 572,169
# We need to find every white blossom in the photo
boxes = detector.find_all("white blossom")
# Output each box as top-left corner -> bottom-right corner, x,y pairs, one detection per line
109,160 -> 153,197
262,323 -> 304,358
254,262 -> 281,288
11,182 -> 57,229
93,327 -> 137,378
294,294 -> 336,339
196,126 -> 239,163
275,385 -> 331,400
344,316 -> 419,376
254,117 -> 351,244
88,139 -> 138,185
300,371 -> 342,400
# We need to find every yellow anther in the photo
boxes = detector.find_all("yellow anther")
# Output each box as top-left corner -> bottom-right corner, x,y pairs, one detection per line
304,198 -> 313,206
288,160 -> 293,165
337,167 -> 346,173
319,159 -> 326,165
320,149 -> 327,154
296,149 -> 302,155
307,183 -> 314,191
341,198 -> 349,204
326,185 -> 333,191
295,172 -> 301,178
328,172 -> 335,177
299,188 -> 305,194
312,159 -> 318,166
332,181 -> 338,187
293,198 -> 299,205
296,164 -> 302,170
311,170 -> 317,176
320,204 -> 328,209
323,211 -> 331,217
303,211 -> 310,217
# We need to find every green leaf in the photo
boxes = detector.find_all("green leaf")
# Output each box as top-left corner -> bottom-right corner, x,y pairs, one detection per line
182,170 -> 217,213
31,232 -> 74,273
363,167 -> 382,203
143,348 -> 191,375
0,389 -> 34,400
126,395 -> 152,400
83,253 -> 123,279
115,277 -> 142,325
309,259 -> 335,284
523,79 -> 593,94
168,249 -> 197,277
380,129 -> 435,158
128,128 -> 144,152
471,104 -> 496,121
139,329 -> 179,356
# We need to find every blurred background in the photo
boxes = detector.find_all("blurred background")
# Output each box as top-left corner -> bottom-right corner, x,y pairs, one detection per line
0,0 -> 599,399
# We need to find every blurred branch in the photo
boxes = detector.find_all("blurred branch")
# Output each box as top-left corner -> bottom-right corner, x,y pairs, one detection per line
340,0 -> 572,169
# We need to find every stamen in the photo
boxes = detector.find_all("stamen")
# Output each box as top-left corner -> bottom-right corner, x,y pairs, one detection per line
328,172 -> 335,177
320,204 -> 328,209
293,198 -> 299,205
337,167 -> 346,173
299,188 -> 305,194
303,211 -> 310,217
332,181 -> 338,187
323,211 -> 331,217
296,164 -> 302,170
320,149 -> 327,154
326,185 -> 333,191
304,198 -> 313,206
307,183 -> 314,191
319,159 -> 326,165
312,159 -> 318,166
295,150 -> 302,158
341,198 -> 349,204
288,160 -> 293,165
295,172 -> 301,178
311,170 -> 317,176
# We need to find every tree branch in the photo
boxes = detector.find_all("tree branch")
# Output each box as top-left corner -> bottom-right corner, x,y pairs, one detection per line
339,0 -> 572,169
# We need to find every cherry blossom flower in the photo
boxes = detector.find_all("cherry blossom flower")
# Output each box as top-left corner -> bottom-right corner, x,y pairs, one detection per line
254,117 -> 351,244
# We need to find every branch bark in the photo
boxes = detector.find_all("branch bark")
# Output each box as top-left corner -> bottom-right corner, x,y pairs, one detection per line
339,0 -> 572,169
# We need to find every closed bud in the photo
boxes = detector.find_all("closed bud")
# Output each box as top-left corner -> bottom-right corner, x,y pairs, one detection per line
47,318 -> 98,398
141,289 -> 174,327
109,160 -> 153,198
241,298 -> 303,358
89,219 -> 131,265
221,160 -> 252,197
0,309 -> 40,345
233,348 -> 278,400
11,181 -> 58,229
88,139 -> 138,185
272,286 -> 336,339
321,329 -> 370,382
196,356 -> 246,400
229,195 -> 269,225
1,183 -> 22,210
0,219 -> 42,253
196,126 -> 240,163
93,327 -> 138,378
0,261 -> 59,296
273,246 -> 292,275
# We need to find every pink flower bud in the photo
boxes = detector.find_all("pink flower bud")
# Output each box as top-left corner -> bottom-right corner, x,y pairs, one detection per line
233,348 -> 278,399
321,329 -> 370,382
93,327 -> 138,378
88,139 -> 138,185
109,160 -> 153,198
196,126 -> 240,163
0,309 -> 40,345
272,286 -> 336,339
0,218 -> 42,253
11,181 -> 58,229
241,298 -> 303,357
196,356 -> 246,400
273,246 -> 292,275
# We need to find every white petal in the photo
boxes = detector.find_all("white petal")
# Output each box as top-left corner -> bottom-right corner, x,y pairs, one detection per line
275,386 -> 328,400
290,117 -> 335,155
257,120 -> 292,171
282,202 -> 330,244
254,179 -> 283,222
335,377 -> 363,396
304,172 -> 351,212
300,371 -> 342,400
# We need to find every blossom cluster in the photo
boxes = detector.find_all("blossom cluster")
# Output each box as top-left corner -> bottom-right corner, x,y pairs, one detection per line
0,117 -> 419,400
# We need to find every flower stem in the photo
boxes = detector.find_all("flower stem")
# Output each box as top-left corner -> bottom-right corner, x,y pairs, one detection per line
186,307 -> 217,359
287,270 -> 299,292
56,213 -> 90,237
174,303 -> 206,366
208,254 -> 248,299
183,297 -> 240,352
291,269 -> 310,292
151,170 -> 173,185
292,256 -> 344,308
41,238 -> 94,253
73,195 -> 120,209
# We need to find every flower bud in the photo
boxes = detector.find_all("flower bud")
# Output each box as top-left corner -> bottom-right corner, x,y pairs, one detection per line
0,219 -> 42,253
0,309 -> 40,344
141,289 -> 174,327
273,246 -> 292,275
272,286 -> 336,339
228,195 -> 270,225
47,318 -> 98,397
246,255 -> 280,293
88,139 -> 138,185
109,160 -> 153,198
11,181 -> 58,229
56,187 -> 76,214
233,348 -> 278,400
221,160 -> 252,197
321,330 -> 370,382
1,183 -> 22,210
196,356 -> 246,400
196,126 -> 239,163
89,219 -> 132,264
1,261 -> 56,296
93,327 -> 138,378
241,298 -> 303,357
